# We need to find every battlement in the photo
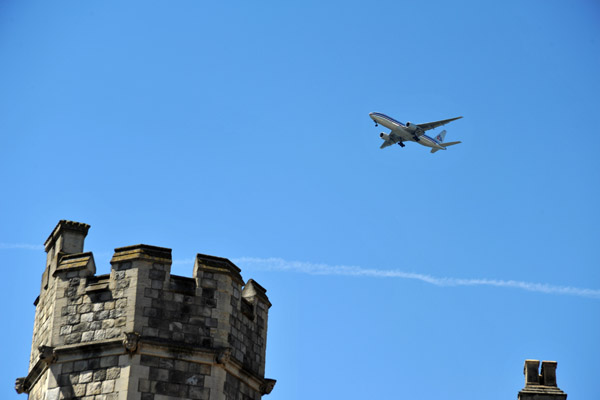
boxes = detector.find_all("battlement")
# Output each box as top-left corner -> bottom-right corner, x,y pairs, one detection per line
18,221 -> 275,400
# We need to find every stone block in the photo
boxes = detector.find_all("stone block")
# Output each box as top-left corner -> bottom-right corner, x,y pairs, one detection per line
173,293 -> 184,303
94,329 -> 107,340
93,369 -> 107,381
149,367 -> 169,382
149,270 -> 166,280
143,307 -> 158,318
60,325 -> 72,335
102,319 -> 115,329
73,384 -> 87,397
106,367 -> 121,380
158,358 -> 174,369
90,321 -> 103,330
86,381 -> 102,395
72,322 -> 89,332
62,362 -> 74,374
158,329 -> 171,339
188,363 -> 211,375
106,327 -> 122,339
100,356 -> 119,368
102,379 -> 116,393
66,373 -> 80,386
58,386 -> 74,400
80,371 -> 93,383
73,360 -> 89,372
140,355 -> 159,367
82,331 -> 94,342
138,378 -> 150,392
189,386 -> 210,400
116,279 -> 130,289
92,303 -> 104,312
96,310 -> 111,320
65,330 -> 82,344
88,358 -> 101,369
169,322 -> 183,331
81,312 -> 94,322
143,327 -> 158,337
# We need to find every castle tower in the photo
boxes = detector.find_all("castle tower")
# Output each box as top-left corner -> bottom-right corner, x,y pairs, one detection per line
16,220 -> 276,400
518,359 -> 567,400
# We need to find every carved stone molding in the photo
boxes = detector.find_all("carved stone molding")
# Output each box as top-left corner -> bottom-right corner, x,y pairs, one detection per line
216,347 -> 231,365
122,332 -> 140,354
260,378 -> 277,395
14,377 -> 25,394
38,345 -> 56,365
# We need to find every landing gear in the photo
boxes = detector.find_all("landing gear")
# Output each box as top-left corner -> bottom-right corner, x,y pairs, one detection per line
397,141 -> 405,147
374,122 -> 378,127
413,136 -> 420,142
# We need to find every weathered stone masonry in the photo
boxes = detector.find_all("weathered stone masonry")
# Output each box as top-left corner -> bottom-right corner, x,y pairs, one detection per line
16,220 -> 276,400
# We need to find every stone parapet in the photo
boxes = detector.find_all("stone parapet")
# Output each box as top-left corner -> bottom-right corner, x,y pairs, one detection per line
54,252 -> 96,277
194,253 -> 245,286
111,244 -> 173,264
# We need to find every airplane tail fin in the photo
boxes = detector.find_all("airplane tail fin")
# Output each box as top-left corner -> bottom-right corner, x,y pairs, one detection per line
430,141 -> 462,154
434,130 -> 447,143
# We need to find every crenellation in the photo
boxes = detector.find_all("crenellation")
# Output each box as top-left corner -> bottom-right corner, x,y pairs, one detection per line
18,221 -> 276,399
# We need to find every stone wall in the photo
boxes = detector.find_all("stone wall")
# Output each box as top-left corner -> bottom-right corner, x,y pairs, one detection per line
59,271 -> 129,346
16,221 -> 276,400
137,262 -> 216,347
224,371 -> 261,400
229,280 -> 269,377
53,355 -> 123,400
139,354 -> 211,400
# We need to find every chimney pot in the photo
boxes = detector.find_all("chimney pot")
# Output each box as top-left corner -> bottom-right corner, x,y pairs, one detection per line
524,359 -> 540,386
541,361 -> 558,387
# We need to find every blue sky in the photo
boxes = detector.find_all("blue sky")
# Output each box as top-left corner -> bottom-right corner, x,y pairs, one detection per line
1,1 -> 599,399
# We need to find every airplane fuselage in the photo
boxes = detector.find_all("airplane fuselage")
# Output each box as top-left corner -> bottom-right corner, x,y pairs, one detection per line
369,112 -> 446,151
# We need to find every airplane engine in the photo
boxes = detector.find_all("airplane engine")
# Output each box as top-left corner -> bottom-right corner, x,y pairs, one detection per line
405,122 -> 417,132
380,132 -> 390,141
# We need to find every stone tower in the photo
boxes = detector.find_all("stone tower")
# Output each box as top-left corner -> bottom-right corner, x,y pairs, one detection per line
16,220 -> 276,400
518,359 -> 567,400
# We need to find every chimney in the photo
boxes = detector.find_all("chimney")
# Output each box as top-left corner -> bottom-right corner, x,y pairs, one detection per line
41,220 -> 90,289
518,359 -> 567,400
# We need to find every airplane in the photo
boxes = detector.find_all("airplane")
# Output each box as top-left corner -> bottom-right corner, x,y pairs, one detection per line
369,112 -> 463,153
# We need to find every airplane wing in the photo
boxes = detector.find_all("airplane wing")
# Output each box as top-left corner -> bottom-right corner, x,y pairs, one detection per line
380,140 -> 394,149
418,116 -> 463,131
379,131 -> 403,148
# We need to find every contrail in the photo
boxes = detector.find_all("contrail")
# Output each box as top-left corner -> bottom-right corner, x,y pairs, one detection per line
231,257 -> 600,300
4,245 -> 597,299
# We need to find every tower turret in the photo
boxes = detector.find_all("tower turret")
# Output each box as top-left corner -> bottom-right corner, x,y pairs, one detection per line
16,221 -> 276,400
